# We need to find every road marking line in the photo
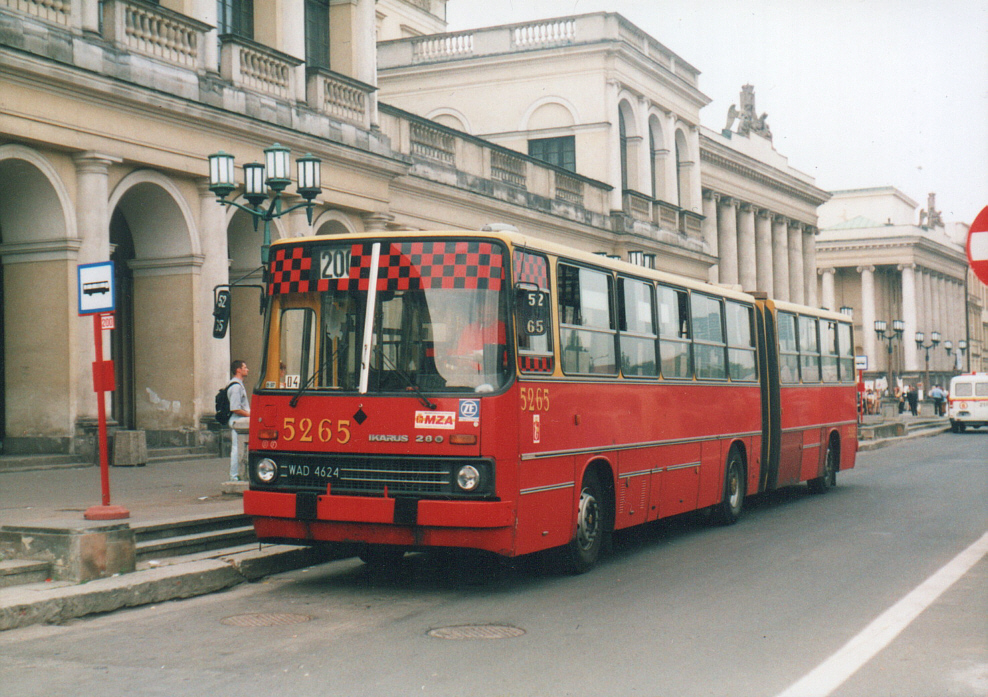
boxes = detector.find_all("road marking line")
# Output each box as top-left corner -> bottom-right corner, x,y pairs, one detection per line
776,530 -> 988,697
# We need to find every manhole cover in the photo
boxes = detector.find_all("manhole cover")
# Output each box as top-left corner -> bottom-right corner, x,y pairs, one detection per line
427,624 -> 525,640
221,613 -> 312,627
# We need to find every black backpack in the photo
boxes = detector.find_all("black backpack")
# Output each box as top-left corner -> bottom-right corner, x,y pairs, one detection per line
215,381 -> 236,425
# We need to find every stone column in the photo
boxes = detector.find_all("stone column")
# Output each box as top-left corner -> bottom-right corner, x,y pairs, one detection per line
859,265 -> 876,371
197,180 -> 231,412
73,152 -> 121,424
717,197 -> 739,286
900,264 -> 918,372
772,215 -> 790,302
803,226 -> 817,307
702,191 -> 719,284
920,268 -> 932,339
819,267 -> 836,311
361,212 -> 394,231
606,80 -> 624,211
937,274 -> 948,372
737,203 -> 757,291
755,209 -> 773,296
788,221 -> 804,305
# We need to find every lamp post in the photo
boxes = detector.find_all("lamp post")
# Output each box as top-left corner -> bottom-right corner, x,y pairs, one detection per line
208,144 -> 321,265
874,318 -> 904,400
915,330 -> 940,398
945,339 -> 968,373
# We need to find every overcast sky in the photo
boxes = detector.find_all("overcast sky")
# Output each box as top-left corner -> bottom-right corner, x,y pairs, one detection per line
446,0 -> 988,227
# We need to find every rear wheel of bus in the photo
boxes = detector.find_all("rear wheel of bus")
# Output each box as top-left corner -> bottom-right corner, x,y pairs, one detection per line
562,469 -> 609,574
714,447 -> 745,525
808,436 -> 839,494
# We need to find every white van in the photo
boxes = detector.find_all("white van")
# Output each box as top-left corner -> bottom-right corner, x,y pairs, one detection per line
948,373 -> 988,432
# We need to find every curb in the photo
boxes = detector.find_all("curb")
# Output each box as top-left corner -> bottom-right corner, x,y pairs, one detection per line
857,425 -> 951,452
0,545 -> 343,632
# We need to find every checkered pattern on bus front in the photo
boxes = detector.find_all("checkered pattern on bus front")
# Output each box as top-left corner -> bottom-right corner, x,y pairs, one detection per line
514,251 -> 548,289
268,241 -> 504,294
379,241 -> 504,291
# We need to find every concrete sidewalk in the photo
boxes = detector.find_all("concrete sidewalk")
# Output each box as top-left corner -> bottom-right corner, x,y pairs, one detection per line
0,456 -> 340,632
0,416 -> 954,632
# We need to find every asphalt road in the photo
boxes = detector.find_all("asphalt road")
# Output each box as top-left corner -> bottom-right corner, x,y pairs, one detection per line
1,431 -> 985,697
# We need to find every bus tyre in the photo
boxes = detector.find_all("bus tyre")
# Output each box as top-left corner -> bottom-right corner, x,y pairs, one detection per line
563,470 -> 607,574
809,440 -> 838,494
714,449 -> 745,526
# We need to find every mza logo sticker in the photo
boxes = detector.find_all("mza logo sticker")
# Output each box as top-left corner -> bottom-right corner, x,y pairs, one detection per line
415,411 -> 456,429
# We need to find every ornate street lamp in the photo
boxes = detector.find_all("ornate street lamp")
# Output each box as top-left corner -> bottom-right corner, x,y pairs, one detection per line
915,330 -> 940,397
945,339 -> 969,373
208,144 -> 322,264
875,319 -> 904,398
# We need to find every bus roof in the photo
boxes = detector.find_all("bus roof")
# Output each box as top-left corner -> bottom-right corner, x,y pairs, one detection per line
273,229 -> 847,319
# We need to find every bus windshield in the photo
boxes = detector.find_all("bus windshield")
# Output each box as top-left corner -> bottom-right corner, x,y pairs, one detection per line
268,239 -> 511,395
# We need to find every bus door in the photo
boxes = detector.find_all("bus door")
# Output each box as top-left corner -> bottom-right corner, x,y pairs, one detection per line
754,299 -> 781,491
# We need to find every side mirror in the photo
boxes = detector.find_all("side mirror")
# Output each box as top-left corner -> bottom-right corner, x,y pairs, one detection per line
516,287 -> 549,336
212,288 -> 231,339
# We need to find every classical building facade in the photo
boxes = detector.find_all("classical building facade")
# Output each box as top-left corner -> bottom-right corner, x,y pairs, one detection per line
0,1 -> 832,458
378,17 -> 829,292
815,187 -> 978,389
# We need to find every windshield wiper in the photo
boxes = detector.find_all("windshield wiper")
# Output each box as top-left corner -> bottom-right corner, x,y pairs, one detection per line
289,340 -> 345,408
378,351 -> 437,410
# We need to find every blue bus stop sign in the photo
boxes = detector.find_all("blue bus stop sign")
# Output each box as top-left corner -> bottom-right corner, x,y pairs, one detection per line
78,261 -> 115,315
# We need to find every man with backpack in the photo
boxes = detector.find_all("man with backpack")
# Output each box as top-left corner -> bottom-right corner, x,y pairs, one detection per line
220,360 -> 250,482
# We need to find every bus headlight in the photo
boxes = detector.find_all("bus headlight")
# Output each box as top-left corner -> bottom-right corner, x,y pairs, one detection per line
456,465 -> 480,492
256,458 -> 278,483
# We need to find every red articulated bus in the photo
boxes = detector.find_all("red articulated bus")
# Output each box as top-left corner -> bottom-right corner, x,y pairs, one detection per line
240,229 -> 857,572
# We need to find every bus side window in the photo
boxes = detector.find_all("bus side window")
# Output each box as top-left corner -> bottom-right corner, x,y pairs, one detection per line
778,312 -> 799,384
618,277 -> 658,377
657,284 -> 691,378
726,301 -> 756,381
558,264 -> 617,375
691,293 -> 726,380
837,322 -> 854,381
799,315 -> 821,383
821,321 -> 839,382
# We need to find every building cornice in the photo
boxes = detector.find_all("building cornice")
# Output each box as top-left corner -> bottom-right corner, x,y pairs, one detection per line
699,135 -> 830,207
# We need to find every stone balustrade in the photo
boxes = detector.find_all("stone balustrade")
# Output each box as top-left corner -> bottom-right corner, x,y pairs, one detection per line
103,0 -> 209,71
306,68 -> 375,128
221,36 -> 301,101
1,0 -> 70,24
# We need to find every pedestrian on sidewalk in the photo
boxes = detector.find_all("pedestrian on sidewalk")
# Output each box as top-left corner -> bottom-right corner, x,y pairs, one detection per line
930,384 -> 946,416
906,384 -> 919,416
227,360 -> 251,481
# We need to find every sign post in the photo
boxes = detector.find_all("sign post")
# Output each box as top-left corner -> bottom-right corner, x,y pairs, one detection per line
77,261 -> 129,521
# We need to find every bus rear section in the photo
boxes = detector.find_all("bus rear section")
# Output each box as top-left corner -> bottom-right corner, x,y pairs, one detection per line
948,373 -> 988,432
754,298 -> 858,495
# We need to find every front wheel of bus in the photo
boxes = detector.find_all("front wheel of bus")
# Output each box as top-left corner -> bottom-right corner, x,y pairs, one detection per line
563,470 -> 607,574
714,449 -> 745,526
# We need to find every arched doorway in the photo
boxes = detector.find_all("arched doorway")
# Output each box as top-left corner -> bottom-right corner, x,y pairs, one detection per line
110,209 -> 136,429
108,173 -> 199,436
0,147 -> 74,454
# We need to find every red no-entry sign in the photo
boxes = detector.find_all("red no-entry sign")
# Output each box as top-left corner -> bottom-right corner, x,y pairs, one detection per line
968,206 -> 988,286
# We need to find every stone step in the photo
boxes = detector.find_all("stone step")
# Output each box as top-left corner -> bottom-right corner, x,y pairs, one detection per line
136,526 -> 257,562
0,559 -> 54,588
0,454 -> 91,473
132,513 -> 251,543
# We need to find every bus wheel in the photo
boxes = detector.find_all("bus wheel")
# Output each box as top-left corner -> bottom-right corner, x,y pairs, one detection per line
563,470 -> 607,574
714,449 -> 745,525
809,439 -> 838,494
